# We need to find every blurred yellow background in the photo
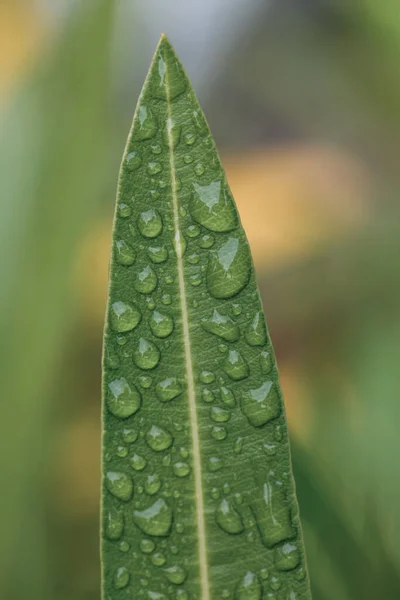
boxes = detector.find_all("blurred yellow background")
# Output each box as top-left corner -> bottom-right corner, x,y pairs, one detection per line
1,1 -> 400,599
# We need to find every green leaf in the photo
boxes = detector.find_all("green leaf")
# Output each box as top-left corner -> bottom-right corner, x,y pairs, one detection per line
102,35 -> 312,600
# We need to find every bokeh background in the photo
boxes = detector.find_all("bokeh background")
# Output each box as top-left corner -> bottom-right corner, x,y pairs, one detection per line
1,1 -> 400,599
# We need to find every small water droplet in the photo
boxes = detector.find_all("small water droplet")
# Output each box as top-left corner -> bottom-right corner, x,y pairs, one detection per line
108,378 -> 141,419
252,473 -> 295,548
140,538 -> 155,554
241,381 -> 280,427
260,568 -> 269,580
138,375 -> 153,389
199,370 -> 215,384
161,293 -> 172,305
187,252 -> 200,264
274,542 -> 300,571
183,154 -> 193,164
126,151 -> 142,170
191,180 -> 237,232
115,239 -> 136,266
151,552 -> 166,566
269,576 -> 281,591
173,462 -> 190,477
185,224 -> 201,238
231,303 -> 242,316
201,309 -> 239,342
151,144 -> 162,155
152,51 -> 186,101
189,273 -> 202,286
105,471 -> 133,502
133,338 -> 160,370
207,237 -> 251,299
159,179 -> 168,189
184,132 -> 196,145
110,301 -> 141,332
105,345 -> 119,369
138,209 -> 163,238
202,388 -> 215,403
148,245 -> 169,264
208,456 -> 223,472
122,428 -> 138,444
133,498 -> 173,537
211,487 -> 220,500
116,445 -> 128,458
260,351 -> 273,374
135,265 -> 158,294
216,498 -> 244,534
236,571 -> 262,600
147,162 -> 162,176
149,310 -> 174,338
211,425 -> 227,441
176,589 -> 189,599
263,443 -> 276,456
144,473 -> 162,496
194,163 -> 205,176
245,312 -> 267,346
165,274 -> 174,284
114,566 -> 130,590
146,425 -> 173,452
223,350 -> 249,380
134,105 -> 157,140
164,565 -> 187,585
220,386 -> 236,407
210,406 -> 231,423
130,453 -> 147,471
105,506 -> 124,540
156,377 -> 182,402
199,234 -> 215,248
118,203 -> 131,218
274,426 -> 283,442
234,437 -> 243,454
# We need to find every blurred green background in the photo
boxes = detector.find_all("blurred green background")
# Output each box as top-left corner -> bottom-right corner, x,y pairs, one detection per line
1,1 -> 400,598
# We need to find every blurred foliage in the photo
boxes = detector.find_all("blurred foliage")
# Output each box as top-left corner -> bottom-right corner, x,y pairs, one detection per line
1,1 -> 400,599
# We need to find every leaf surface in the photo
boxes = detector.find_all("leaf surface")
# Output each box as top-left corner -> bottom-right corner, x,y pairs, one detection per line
102,35 -> 311,600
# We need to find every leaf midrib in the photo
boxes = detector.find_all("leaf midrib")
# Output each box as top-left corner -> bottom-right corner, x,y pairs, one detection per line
165,45 -> 210,600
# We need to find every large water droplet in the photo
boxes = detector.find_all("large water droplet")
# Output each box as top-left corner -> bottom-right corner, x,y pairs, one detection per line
108,378 -> 141,419
115,239 -> 136,266
190,180 -> 237,232
125,150 -> 142,170
134,105 -> 157,141
207,237 -> 251,299
220,386 -> 236,407
145,474 -> 162,495
241,381 -> 280,427
110,301 -> 141,332
201,309 -> 240,342
163,117 -> 181,148
133,338 -> 160,370
216,498 -> 244,534
223,350 -> 249,380
150,310 -> 174,338
133,498 -> 173,536
236,572 -> 262,600
274,542 -> 300,571
105,506 -> 124,540
156,377 -> 182,402
252,473 -> 295,548
245,312 -> 267,346
164,565 -> 187,584
146,425 -> 173,451
105,471 -> 133,502
210,406 -> 231,423
114,566 -> 130,589
148,245 -> 168,263
135,266 -> 158,294
138,209 -> 163,238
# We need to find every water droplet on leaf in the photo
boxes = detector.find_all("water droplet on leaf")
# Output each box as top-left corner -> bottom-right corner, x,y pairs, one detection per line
110,301 -> 141,332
